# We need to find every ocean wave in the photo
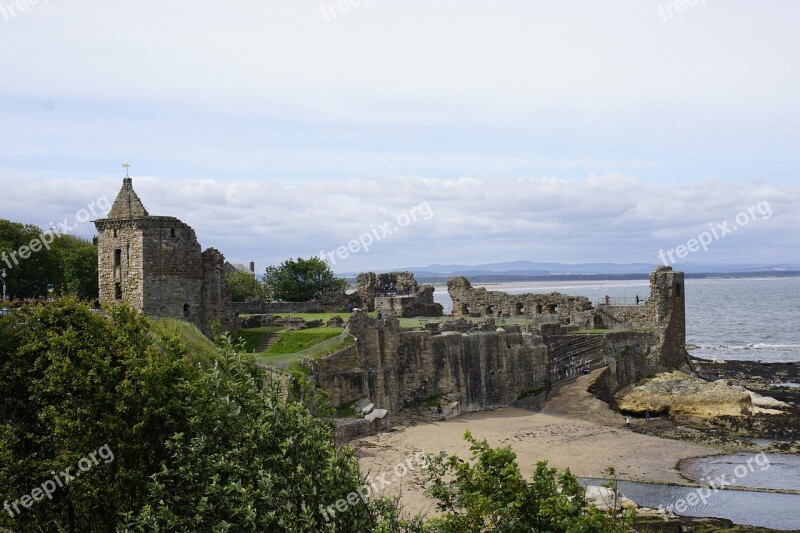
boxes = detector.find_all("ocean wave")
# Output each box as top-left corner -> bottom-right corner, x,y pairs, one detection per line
691,343 -> 800,351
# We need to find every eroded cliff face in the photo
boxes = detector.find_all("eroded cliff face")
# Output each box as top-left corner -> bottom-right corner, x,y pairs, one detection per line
311,312 -> 548,412
312,266 -> 688,412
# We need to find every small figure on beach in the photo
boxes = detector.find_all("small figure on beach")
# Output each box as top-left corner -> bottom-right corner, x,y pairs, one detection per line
645,409 -> 651,422
604,295 -> 610,305
635,295 -> 640,305
626,416 -> 631,427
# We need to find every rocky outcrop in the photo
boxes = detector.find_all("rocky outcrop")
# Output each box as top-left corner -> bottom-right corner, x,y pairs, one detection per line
615,371 -> 753,419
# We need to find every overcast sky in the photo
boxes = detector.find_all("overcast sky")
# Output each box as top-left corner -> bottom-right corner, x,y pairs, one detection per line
0,1 -> 798,272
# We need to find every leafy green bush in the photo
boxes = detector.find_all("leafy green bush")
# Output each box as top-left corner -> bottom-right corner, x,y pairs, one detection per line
424,431 -> 634,532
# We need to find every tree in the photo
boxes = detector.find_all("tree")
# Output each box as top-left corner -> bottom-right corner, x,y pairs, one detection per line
51,234 -> 99,299
0,297 -> 197,532
0,219 -> 98,300
423,431 -> 634,532
121,336 -> 376,532
0,219 -> 55,298
262,257 -> 348,302
226,270 -> 266,301
0,298 -> 383,532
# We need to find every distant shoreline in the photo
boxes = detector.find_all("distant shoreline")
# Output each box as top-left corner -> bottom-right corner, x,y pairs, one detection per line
408,270 -> 800,285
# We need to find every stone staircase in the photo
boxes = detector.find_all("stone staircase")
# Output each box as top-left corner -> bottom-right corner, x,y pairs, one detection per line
595,305 -> 624,325
255,332 -> 281,353
547,334 -> 606,384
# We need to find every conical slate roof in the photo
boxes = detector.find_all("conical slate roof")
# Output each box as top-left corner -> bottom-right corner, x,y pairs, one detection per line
107,177 -> 149,219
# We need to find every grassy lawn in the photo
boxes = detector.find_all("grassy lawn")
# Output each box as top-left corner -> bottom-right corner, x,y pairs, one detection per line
257,327 -> 352,367
263,327 -> 344,356
236,326 -> 283,352
151,318 -> 222,368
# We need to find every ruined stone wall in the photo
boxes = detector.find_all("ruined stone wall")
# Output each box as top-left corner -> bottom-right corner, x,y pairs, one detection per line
589,331 -> 662,404
594,305 -> 650,328
311,311 -> 548,411
141,218 -> 203,322
355,272 -> 377,311
358,271 -> 443,317
311,267 -> 687,411
232,300 -> 325,314
199,248 -> 236,335
448,276 -> 592,320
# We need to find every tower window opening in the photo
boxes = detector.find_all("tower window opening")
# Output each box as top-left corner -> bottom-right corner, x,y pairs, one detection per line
114,283 -> 122,300
171,228 -> 176,238
183,303 -> 190,317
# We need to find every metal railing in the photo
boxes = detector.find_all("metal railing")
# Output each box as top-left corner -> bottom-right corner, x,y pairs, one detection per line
596,297 -> 645,306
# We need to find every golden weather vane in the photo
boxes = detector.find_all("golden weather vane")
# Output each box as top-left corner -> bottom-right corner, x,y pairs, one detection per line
122,163 -> 130,177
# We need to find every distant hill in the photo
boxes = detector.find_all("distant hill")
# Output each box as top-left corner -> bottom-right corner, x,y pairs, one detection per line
338,260 -> 800,283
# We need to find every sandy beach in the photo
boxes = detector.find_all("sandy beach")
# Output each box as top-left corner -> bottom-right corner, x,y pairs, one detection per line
353,370 -> 719,516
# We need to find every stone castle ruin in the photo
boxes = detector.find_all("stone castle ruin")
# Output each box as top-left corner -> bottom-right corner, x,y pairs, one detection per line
448,277 -> 593,323
91,176 -> 686,420
309,266 -> 687,414
93,178 -> 235,337
355,271 -> 443,317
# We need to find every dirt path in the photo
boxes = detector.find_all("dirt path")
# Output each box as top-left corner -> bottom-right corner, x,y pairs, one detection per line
542,368 -> 625,425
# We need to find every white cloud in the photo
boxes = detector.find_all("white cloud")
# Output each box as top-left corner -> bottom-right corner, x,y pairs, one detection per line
0,174 -> 797,271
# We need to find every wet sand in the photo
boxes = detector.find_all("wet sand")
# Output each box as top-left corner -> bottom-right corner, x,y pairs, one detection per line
353,370 -> 719,516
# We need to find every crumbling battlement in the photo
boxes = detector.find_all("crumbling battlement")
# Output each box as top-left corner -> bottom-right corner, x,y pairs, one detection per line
448,276 -> 592,322
356,271 -> 443,317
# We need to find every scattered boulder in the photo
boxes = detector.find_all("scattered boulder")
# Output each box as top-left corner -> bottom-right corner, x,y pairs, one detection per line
584,485 -> 638,511
355,398 -> 374,415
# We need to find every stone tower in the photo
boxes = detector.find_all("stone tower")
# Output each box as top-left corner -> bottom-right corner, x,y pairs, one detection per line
93,177 -> 235,337
647,265 -> 686,368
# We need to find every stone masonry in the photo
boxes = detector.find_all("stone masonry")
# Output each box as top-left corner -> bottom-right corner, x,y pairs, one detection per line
311,266 -> 687,412
448,276 -> 592,322
356,271 -> 443,317
310,311 -> 549,412
94,177 -> 235,337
